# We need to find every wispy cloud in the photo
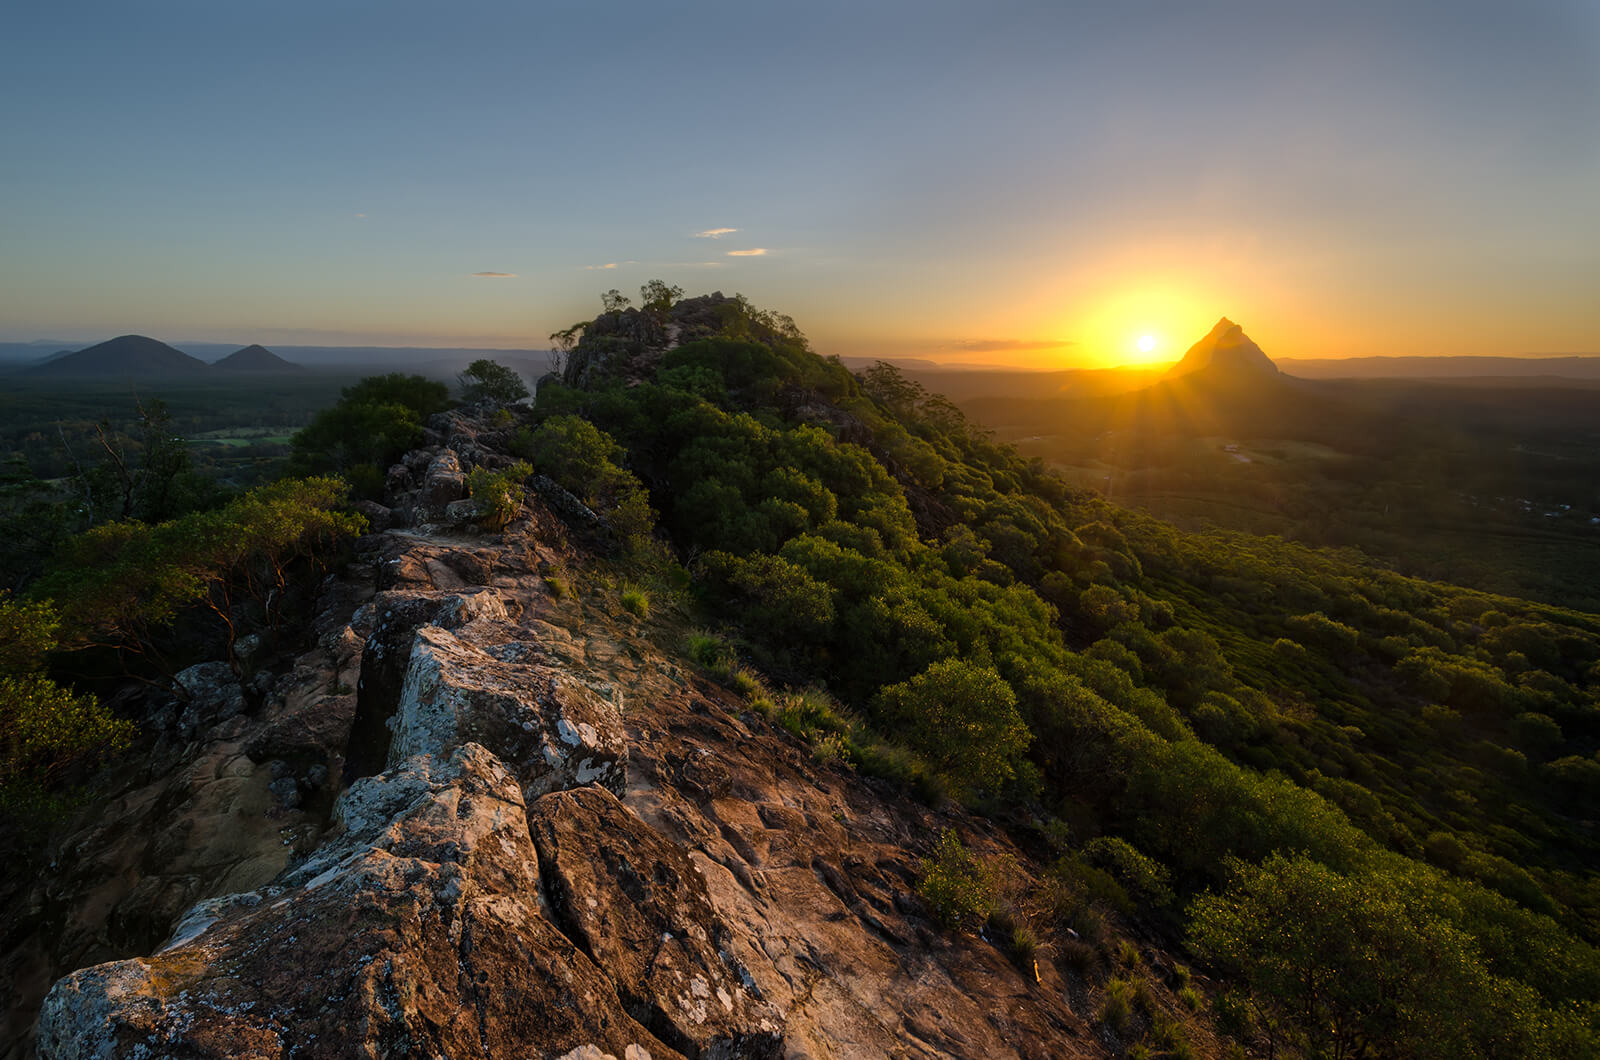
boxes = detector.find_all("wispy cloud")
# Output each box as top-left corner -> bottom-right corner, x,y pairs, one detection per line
726,248 -> 767,257
950,338 -> 1077,352
695,227 -> 738,239
471,271 -> 516,278
584,263 -> 620,270
354,212 -> 367,219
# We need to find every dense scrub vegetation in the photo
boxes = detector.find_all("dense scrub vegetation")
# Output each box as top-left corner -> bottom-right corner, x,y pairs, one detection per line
971,373 -> 1600,611
531,288 -> 1600,1056
3,285 -> 1596,1055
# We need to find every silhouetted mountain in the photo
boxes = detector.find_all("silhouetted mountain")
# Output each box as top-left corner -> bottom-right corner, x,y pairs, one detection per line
212,344 -> 303,372
962,318 -> 1393,451
28,335 -> 210,377
1165,317 -> 1279,380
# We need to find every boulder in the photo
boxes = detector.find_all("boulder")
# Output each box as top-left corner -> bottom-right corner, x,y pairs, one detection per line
173,662 -> 246,738
420,449 -> 466,511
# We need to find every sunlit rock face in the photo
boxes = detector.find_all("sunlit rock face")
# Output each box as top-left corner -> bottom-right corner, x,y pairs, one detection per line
28,404 -> 1108,1060
37,745 -> 684,1060
1165,317 -> 1280,379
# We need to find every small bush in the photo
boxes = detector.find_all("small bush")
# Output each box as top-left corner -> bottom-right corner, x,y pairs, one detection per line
466,460 -> 533,530
1081,835 -> 1173,909
620,585 -> 649,618
1212,990 -> 1253,1039
1178,986 -> 1201,1011
774,687 -> 844,740
543,574 -> 567,600
918,829 -> 994,930
1117,939 -> 1142,968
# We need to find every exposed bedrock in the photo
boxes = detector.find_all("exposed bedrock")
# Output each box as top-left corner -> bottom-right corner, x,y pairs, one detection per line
392,622 -> 628,800
529,785 -> 782,1059
38,744 -> 682,1060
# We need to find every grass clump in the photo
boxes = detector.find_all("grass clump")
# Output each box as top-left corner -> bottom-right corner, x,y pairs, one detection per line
1100,976 -> 1139,1037
620,585 -> 649,618
543,574 -> 567,599
986,905 -> 1040,972
685,628 -> 734,673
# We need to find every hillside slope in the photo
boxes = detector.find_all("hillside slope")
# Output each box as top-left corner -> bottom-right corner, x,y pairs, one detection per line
27,335 -> 210,377
14,290 -> 1600,1058
16,410 -> 1195,1059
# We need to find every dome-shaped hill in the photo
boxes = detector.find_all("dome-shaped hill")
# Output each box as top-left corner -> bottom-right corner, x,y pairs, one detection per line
29,335 -> 210,377
213,344 -> 303,372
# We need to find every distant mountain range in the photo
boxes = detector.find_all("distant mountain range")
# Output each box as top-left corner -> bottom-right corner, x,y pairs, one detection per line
24,335 -> 305,376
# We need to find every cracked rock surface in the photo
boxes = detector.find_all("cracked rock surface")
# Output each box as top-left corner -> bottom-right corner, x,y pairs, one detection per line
17,410 -> 1110,1060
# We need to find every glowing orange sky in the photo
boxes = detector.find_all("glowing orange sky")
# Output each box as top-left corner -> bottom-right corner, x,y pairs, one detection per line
2,3 -> 1596,368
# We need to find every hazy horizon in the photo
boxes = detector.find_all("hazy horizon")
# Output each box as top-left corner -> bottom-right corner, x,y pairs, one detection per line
3,1 -> 1596,368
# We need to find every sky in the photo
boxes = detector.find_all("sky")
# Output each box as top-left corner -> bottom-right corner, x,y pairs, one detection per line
1,1 -> 1596,368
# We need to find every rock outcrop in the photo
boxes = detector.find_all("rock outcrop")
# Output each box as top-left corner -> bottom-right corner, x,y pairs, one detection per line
17,406 -> 1123,1060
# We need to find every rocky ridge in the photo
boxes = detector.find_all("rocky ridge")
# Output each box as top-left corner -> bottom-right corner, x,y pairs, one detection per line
16,407 -> 1139,1059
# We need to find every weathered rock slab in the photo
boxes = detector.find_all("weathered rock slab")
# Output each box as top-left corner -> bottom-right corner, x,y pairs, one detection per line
391,624 -> 627,799
529,785 -> 782,1060
38,744 -> 680,1060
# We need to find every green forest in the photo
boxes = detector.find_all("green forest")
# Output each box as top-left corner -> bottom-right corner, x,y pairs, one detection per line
4,289 -> 1600,1058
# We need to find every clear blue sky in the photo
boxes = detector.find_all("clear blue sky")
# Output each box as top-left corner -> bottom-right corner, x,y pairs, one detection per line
2,1 -> 1596,365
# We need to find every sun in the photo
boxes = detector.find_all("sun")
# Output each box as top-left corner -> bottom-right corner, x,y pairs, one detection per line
1137,334 -> 1157,354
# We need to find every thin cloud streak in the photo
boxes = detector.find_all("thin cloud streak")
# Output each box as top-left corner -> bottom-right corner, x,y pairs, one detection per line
471,271 -> 517,278
726,248 -> 767,257
951,338 -> 1077,352
695,227 -> 738,238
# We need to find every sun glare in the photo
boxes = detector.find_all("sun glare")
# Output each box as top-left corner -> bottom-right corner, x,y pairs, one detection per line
1065,283 -> 1212,368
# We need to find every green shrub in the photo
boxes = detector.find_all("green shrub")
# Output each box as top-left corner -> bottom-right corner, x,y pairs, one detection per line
1081,835 -> 1173,908
918,829 -> 994,930
1,594 -> 135,826
620,585 -> 649,618
458,359 -> 529,403
465,461 -> 532,530
876,658 -> 1030,793
544,574 -> 567,600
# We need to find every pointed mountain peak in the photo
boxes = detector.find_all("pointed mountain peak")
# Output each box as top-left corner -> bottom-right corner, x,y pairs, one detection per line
1165,317 -> 1278,379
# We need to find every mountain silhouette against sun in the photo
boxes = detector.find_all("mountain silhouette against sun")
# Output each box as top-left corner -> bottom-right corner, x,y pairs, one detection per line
1164,317 -> 1280,380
